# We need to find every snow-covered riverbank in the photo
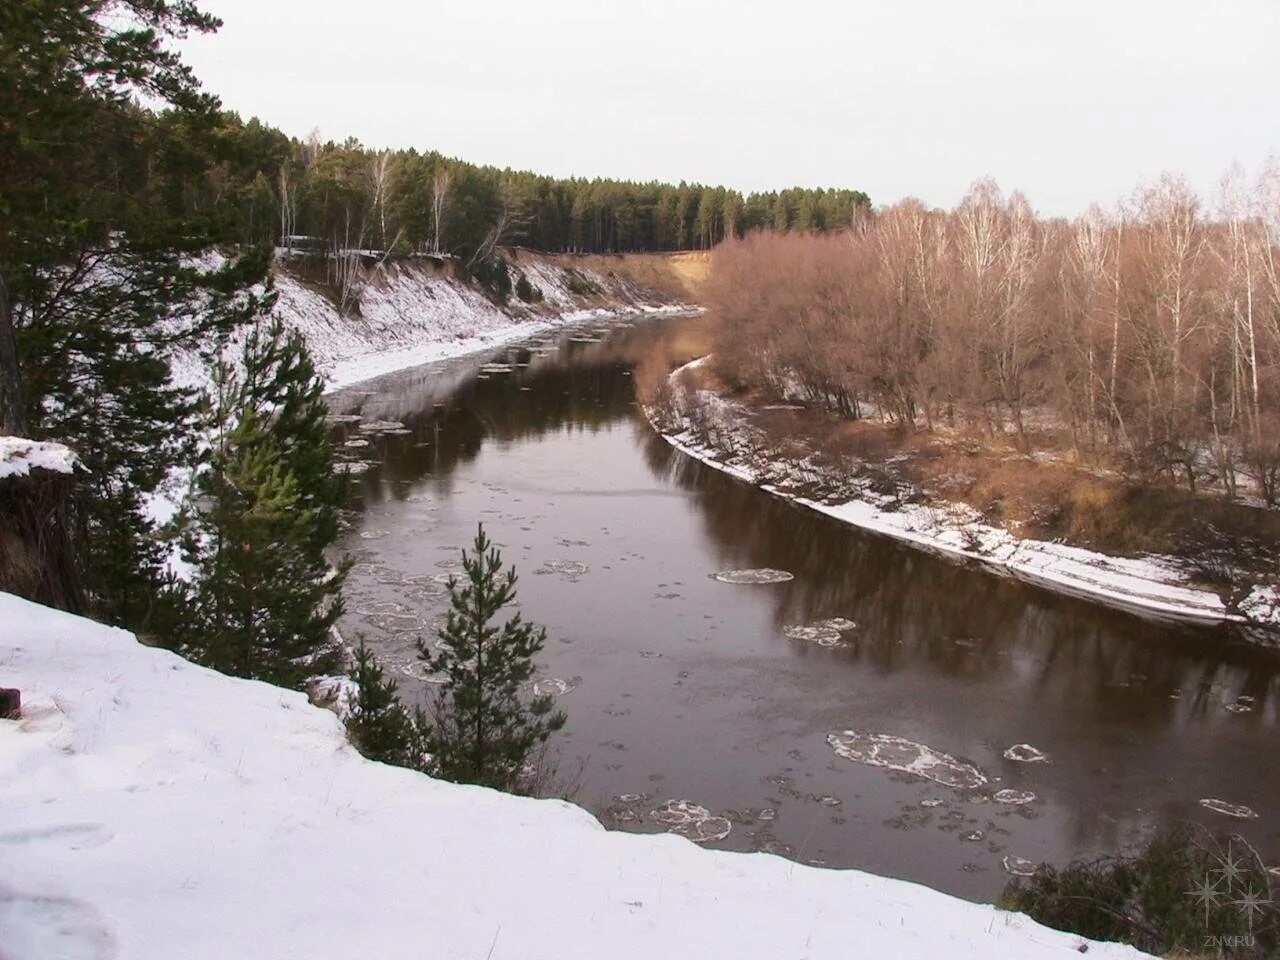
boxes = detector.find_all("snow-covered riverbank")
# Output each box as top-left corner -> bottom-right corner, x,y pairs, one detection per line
0,590 -> 1149,959
171,252 -> 698,395
648,360 -> 1279,636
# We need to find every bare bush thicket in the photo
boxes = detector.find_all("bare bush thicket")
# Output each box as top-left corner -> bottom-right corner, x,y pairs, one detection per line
708,167 -> 1280,503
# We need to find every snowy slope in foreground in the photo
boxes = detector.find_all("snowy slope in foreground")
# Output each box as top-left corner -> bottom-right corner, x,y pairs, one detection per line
0,593 -> 1149,960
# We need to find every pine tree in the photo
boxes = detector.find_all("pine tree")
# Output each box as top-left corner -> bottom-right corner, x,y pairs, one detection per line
178,320 -> 347,687
418,525 -> 565,791
0,1 -> 271,621
345,639 -> 420,768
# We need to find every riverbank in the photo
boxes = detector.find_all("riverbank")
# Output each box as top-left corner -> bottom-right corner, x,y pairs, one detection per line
170,249 -> 701,395
0,589 -> 1150,959
646,358 -> 1280,638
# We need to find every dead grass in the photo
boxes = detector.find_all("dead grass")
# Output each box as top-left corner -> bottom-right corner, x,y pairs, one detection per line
540,251 -> 704,303
723,392 -> 1280,578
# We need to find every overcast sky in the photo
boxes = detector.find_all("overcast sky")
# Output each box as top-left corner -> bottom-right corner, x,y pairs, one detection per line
181,0 -> 1279,216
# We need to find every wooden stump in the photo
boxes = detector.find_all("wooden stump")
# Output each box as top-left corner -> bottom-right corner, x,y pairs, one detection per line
0,687 -> 19,719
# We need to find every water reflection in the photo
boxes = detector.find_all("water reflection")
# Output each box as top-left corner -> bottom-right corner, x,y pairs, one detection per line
331,315 -> 1280,902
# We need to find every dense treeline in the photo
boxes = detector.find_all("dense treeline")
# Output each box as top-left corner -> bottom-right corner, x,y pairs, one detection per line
0,0 -> 867,629
184,115 -> 870,261
710,174 -> 1280,503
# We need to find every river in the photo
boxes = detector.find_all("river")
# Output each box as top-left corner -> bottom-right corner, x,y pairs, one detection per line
326,313 -> 1279,902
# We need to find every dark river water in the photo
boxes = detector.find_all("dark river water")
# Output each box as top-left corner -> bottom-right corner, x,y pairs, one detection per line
327,314 -> 1280,902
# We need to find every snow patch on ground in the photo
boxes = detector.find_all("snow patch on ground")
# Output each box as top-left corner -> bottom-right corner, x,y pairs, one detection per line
0,591 -> 1152,959
0,437 -> 78,481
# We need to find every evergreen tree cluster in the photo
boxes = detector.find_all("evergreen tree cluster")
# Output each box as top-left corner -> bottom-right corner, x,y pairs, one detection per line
168,319 -> 348,688
197,118 -> 870,260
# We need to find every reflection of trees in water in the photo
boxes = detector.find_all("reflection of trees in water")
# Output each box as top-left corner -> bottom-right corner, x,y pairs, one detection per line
331,321 -> 691,507
641,427 -> 1280,858
641,429 -> 1278,700
335,316 -> 1280,868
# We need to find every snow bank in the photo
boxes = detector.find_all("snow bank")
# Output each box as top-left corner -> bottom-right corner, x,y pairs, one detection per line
0,591 -> 1148,959
650,361 -> 1273,630
169,254 -> 696,396
0,437 -> 78,481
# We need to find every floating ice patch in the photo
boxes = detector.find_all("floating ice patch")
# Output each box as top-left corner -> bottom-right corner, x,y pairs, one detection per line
1003,856 -> 1039,877
355,601 -> 415,618
532,677 -> 579,698
648,800 -> 731,843
783,623 -> 849,647
816,617 -> 858,631
961,830 -> 984,842
478,363 -> 514,373
827,732 -> 988,790
993,789 -> 1036,805
1199,798 -> 1259,820
333,461 -> 372,475
616,793 -> 649,805
358,419 -> 405,432
537,559 -> 588,578
712,568 -> 794,585
1003,744 -> 1050,763
326,413 -> 364,424
920,798 -> 944,808
359,529 -> 391,540
344,438 -> 370,448
1225,701 -> 1253,714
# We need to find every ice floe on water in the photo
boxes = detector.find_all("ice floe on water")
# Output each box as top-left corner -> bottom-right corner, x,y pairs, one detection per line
783,624 -> 844,647
1003,856 -> 1039,877
479,362 -> 514,373
326,413 -> 364,424
343,438 -> 370,448
712,568 -> 794,585
1199,798 -> 1259,819
536,559 -> 588,580
1003,744 -> 1050,763
333,461 -> 372,475
531,677 -> 579,698
992,789 -> 1036,805
817,617 -> 858,631
827,731 -> 988,789
648,800 -> 732,843
358,419 -> 405,432
359,529 -> 391,540
783,617 -> 857,648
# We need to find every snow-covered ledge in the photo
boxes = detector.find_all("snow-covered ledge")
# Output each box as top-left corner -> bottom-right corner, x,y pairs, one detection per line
0,592 -> 1148,959
0,436 -> 78,481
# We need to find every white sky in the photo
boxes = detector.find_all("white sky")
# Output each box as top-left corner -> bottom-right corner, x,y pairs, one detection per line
181,0 -> 1280,216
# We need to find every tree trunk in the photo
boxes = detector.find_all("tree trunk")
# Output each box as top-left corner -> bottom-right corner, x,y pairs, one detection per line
0,272 -> 27,436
